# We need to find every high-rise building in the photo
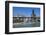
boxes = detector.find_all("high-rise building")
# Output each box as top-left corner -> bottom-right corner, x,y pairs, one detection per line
31,9 -> 36,22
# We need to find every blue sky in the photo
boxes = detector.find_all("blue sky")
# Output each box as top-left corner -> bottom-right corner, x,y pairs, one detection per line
13,7 -> 40,17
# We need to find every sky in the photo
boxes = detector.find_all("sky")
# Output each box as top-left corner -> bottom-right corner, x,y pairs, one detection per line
13,7 -> 40,17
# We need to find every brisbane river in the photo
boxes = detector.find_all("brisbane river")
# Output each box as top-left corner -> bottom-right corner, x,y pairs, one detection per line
13,22 -> 40,28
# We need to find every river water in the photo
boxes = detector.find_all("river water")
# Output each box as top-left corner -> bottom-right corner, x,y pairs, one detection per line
13,21 -> 40,28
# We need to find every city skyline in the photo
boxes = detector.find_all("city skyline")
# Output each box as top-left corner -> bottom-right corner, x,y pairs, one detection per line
13,7 -> 40,17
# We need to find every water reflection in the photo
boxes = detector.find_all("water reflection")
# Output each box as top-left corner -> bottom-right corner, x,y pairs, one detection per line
13,21 -> 40,28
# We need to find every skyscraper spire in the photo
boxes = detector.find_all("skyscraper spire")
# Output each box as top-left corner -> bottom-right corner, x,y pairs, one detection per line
31,9 -> 36,17
32,9 -> 34,15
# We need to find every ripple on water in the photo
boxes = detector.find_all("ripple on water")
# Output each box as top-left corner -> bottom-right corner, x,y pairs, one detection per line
13,22 -> 40,28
